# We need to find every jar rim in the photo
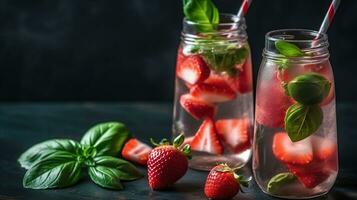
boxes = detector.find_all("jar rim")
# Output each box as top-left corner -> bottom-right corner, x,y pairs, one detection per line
265,29 -> 328,44
183,13 -> 245,27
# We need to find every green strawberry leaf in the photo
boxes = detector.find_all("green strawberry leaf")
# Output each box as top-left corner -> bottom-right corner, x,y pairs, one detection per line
275,40 -> 305,57
285,103 -> 323,142
183,0 -> 219,32
287,73 -> 331,105
267,172 -> 296,193
23,151 -> 83,189
18,139 -> 81,170
80,122 -> 131,156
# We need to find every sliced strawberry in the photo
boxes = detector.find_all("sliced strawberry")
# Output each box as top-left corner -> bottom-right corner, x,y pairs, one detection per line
180,94 -> 216,120
235,56 -> 253,93
272,132 -> 313,165
176,47 -> 185,68
293,170 -> 330,189
256,75 -> 293,128
311,135 -> 337,161
190,81 -> 237,103
176,55 -> 210,85
191,119 -> 224,155
304,63 -> 335,106
215,118 -> 251,153
121,138 -> 152,166
204,73 -> 237,91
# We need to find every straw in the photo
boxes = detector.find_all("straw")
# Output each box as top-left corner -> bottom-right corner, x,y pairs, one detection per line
317,0 -> 341,36
237,0 -> 253,19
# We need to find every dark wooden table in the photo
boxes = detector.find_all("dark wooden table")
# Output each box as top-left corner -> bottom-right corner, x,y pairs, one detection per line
0,103 -> 356,200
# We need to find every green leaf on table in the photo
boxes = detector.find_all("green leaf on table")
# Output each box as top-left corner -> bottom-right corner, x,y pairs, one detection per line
23,151 -> 83,189
267,172 -> 296,193
287,73 -> 331,105
275,40 -> 305,57
80,122 -> 131,156
88,156 -> 142,190
183,0 -> 219,32
285,103 -> 323,142
202,46 -> 248,76
18,139 -> 81,169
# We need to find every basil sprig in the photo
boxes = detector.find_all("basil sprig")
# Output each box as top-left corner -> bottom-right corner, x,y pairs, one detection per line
284,73 -> 331,142
183,0 -> 219,33
18,122 -> 142,190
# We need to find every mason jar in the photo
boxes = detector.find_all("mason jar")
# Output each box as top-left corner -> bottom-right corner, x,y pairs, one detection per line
253,29 -> 338,198
172,14 -> 254,171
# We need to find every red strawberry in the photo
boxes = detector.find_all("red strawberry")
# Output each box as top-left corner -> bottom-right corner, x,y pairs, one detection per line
176,55 -> 210,85
121,138 -> 152,166
191,119 -> 224,155
176,47 -> 185,68
291,169 -> 330,189
256,75 -> 293,128
215,118 -> 251,153
311,135 -> 337,161
272,132 -> 313,165
304,63 -> 335,106
147,134 -> 191,190
235,56 -> 253,93
204,164 -> 250,200
204,73 -> 237,92
180,94 -> 216,120
190,82 -> 237,103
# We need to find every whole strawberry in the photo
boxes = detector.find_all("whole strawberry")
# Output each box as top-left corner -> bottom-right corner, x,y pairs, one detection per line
147,134 -> 191,190
204,164 -> 250,200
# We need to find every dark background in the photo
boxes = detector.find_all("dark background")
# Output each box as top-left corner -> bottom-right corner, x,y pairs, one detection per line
0,0 -> 355,102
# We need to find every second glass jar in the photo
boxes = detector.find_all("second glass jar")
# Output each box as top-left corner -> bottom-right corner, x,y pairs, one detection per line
172,14 -> 254,171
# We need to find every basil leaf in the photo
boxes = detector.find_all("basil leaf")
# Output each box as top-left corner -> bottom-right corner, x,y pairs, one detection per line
18,139 -> 81,169
287,73 -> 331,105
23,151 -> 82,189
275,40 -> 305,57
80,122 -> 131,156
89,156 -> 142,190
202,46 -> 248,76
285,104 -> 323,142
183,0 -> 219,32
267,172 -> 296,193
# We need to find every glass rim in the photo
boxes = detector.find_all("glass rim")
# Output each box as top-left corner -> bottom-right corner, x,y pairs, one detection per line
183,13 -> 245,26
265,29 -> 328,44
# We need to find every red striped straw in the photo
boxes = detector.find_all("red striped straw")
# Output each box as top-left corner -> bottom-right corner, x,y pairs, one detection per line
317,0 -> 341,36
237,0 -> 253,18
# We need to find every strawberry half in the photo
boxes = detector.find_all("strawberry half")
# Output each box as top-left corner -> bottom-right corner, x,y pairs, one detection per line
215,118 -> 251,153
311,135 -> 337,161
121,138 -> 152,166
190,119 -> 224,155
235,56 -> 253,93
204,164 -> 250,200
190,81 -> 237,103
256,74 -> 293,128
176,55 -> 210,85
180,94 -> 216,120
147,134 -> 191,190
204,73 -> 237,92
272,132 -> 313,165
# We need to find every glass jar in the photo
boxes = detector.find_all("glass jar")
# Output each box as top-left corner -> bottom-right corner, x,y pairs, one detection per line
253,29 -> 338,198
172,14 -> 254,171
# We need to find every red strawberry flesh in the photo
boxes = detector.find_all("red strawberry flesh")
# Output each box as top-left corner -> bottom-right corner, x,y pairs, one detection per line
176,55 -> 210,85
190,81 -> 237,103
121,138 -> 152,166
180,94 -> 216,120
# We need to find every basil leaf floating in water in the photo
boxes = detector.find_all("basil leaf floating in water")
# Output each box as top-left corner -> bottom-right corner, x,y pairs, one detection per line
287,73 -> 331,105
23,151 -> 83,189
183,0 -> 219,32
267,172 -> 296,193
88,156 -> 142,190
18,139 -> 81,170
285,104 -> 323,142
80,122 -> 131,157
275,40 -> 305,57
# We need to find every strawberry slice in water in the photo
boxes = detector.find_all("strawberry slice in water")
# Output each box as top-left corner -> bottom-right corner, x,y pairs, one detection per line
191,119 -> 224,155
121,138 -> 152,166
190,81 -> 237,103
180,94 -> 216,120
272,132 -> 313,165
311,135 -> 337,161
176,55 -> 210,85
235,56 -> 253,93
215,118 -> 251,153
256,75 -> 293,128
